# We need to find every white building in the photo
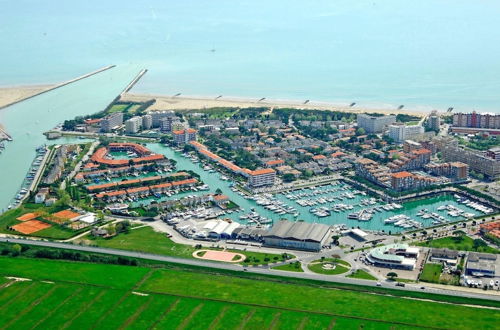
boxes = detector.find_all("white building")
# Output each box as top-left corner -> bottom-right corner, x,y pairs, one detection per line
357,114 -> 396,133
142,114 -> 152,130
125,116 -> 142,134
247,168 -> 276,187
366,244 -> 419,270
388,123 -> 424,143
151,110 -> 175,127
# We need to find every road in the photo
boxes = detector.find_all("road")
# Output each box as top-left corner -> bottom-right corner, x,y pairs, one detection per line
1,237 -> 499,303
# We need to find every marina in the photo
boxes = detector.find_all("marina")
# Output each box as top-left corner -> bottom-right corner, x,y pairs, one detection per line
140,144 -> 491,233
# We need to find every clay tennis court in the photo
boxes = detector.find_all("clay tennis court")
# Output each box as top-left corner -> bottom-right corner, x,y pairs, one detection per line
16,213 -> 39,221
193,250 -> 245,263
52,210 -> 80,221
12,220 -> 51,235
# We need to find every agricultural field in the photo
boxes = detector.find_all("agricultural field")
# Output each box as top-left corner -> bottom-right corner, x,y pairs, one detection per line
0,257 -> 497,329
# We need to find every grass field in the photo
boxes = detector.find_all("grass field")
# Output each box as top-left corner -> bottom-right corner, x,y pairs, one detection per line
88,226 -> 285,266
347,269 -> 377,280
0,257 -> 499,329
419,263 -> 443,283
417,234 -> 499,254
307,258 -> 351,275
271,261 -> 304,272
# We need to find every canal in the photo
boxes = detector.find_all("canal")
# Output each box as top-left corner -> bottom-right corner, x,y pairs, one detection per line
0,65 -> 141,211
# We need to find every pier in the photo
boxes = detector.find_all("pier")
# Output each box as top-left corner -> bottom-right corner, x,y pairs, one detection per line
121,69 -> 147,96
0,64 -> 116,110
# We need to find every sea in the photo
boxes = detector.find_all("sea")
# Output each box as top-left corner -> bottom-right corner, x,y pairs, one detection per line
1,0 -> 500,112
0,0 -> 500,211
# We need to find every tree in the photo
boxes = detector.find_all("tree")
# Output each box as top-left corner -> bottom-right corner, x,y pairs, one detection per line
283,173 -> 296,182
356,127 -> 366,136
387,272 -> 398,280
11,244 -> 22,256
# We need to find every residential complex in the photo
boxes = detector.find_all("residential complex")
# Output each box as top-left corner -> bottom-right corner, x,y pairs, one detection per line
442,145 -> 500,179
125,116 -> 142,134
452,112 -> 500,129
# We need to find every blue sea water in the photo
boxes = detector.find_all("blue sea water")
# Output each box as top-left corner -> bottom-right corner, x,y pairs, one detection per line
1,0 -> 500,112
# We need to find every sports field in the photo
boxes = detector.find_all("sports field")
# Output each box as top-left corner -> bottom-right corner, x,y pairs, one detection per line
0,257 -> 499,329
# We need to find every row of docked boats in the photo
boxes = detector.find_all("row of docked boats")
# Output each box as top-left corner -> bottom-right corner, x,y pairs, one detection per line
383,214 -> 422,229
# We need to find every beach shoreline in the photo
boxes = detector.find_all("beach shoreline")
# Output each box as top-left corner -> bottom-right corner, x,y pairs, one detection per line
121,92 -> 433,117
0,85 -> 54,110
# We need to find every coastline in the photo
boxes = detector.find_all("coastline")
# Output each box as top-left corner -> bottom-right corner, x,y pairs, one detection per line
121,92 -> 432,116
0,85 -> 54,109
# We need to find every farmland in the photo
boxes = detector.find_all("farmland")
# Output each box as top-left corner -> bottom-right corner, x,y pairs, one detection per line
0,257 -> 499,329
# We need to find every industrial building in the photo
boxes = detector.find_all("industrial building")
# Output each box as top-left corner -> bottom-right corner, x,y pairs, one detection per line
263,220 -> 331,251
466,252 -> 499,277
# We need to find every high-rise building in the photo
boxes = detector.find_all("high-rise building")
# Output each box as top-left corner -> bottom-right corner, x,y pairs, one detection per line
452,112 -> 500,129
357,114 -> 396,133
125,116 -> 142,134
427,111 -> 440,131
142,114 -> 152,130
100,112 -> 124,133
151,110 -> 175,127
388,123 -> 424,143
160,117 -> 174,133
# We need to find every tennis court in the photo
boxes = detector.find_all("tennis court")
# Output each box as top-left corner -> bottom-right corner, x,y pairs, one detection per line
12,220 -> 51,234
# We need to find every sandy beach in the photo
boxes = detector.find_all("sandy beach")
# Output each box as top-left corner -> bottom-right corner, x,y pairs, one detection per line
0,85 -> 53,110
120,92 -> 431,117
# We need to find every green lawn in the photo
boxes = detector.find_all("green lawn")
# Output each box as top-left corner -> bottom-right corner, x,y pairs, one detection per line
307,258 -> 351,275
87,226 -> 285,266
271,261 -> 304,272
347,269 -> 377,281
417,234 -> 499,254
419,263 -> 443,283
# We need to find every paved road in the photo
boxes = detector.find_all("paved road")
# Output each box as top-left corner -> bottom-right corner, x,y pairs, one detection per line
1,237 -> 499,303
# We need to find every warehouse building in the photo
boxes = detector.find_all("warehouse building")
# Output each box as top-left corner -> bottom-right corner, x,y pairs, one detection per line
263,220 -> 331,251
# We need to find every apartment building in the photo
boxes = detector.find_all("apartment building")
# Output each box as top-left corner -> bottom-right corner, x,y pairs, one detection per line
388,123 -> 424,143
425,162 -> 469,181
390,171 -> 436,191
125,116 -> 142,134
100,112 -> 123,133
172,129 -> 197,144
452,112 -> 500,129
247,168 -> 276,187
357,114 -> 396,133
